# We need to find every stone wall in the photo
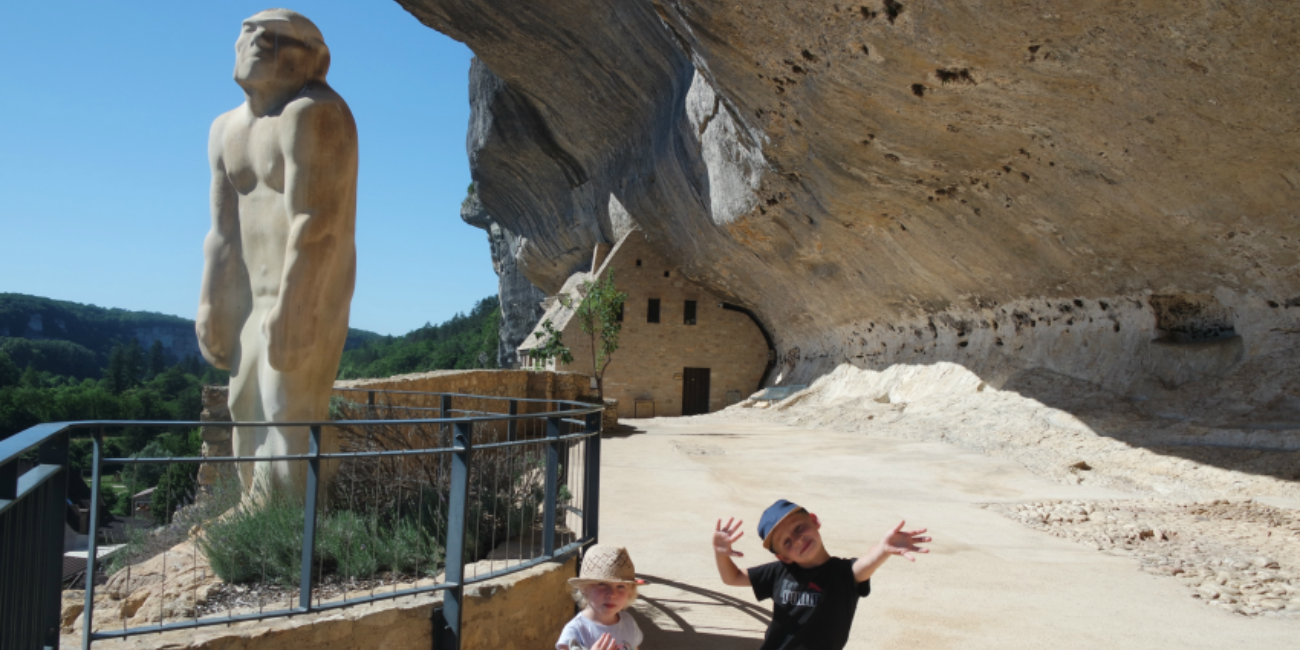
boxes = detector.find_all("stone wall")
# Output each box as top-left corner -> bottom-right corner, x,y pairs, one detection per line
334,368 -> 593,415
196,385 -> 234,494
63,557 -> 577,650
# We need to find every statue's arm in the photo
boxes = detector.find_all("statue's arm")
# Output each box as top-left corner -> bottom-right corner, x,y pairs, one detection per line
197,114 -> 245,369
265,97 -> 358,373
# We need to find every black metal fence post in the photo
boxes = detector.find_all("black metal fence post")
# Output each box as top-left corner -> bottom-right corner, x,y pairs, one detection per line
80,430 -> 104,650
439,420 -> 473,650
0,455 -> 14,650
543,417 -> 560,557
440,394 -> 452,445
298,425 -> 322,611
507,400 -> 517,442
582,412 -> 602,545
39,430 -> 69,650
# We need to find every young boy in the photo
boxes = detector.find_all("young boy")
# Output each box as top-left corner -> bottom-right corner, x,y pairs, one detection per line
712,500 -> 930,650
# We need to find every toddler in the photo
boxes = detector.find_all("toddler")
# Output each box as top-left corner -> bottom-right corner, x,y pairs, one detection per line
557,545 -> 643,650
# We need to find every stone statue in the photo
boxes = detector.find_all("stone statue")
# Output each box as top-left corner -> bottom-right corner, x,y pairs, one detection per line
197,9 -> 356,497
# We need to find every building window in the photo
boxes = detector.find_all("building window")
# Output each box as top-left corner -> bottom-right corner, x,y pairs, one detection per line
616,302 -> 624,322
647,298 -> 660,323
684,300 -> 697,325
636,259 -> 642,266
663,271 -> 671,278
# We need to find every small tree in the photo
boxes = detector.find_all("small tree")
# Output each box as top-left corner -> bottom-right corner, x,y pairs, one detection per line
567,270 -> 627,400
526,270 -> 627,400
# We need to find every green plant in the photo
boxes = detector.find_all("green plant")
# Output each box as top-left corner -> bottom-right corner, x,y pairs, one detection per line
199,493 -> 307,585
317,509 -> 379,579
526,319 -> 573,368
150,462 -> 198,525
566,270 -> 627,399
199,491 -> 445,585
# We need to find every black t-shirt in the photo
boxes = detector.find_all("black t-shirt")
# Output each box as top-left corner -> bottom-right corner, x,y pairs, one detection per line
749,557 -> 871,650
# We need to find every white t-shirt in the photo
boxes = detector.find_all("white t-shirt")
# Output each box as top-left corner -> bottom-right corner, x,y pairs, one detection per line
556,611 -> 643,650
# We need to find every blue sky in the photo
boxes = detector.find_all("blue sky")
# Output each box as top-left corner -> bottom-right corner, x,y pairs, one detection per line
0,1 -> 498,336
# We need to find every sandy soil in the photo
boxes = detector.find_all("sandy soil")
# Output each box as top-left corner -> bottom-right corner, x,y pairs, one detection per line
600,408 -> 1300,649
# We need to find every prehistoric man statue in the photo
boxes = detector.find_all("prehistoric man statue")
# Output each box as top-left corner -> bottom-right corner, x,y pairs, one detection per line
197,9 -> 357,497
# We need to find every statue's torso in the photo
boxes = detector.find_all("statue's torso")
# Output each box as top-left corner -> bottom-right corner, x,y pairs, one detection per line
222,108 -> 289,305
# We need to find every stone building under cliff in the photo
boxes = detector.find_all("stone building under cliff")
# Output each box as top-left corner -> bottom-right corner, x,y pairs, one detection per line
519,231 -> 771,418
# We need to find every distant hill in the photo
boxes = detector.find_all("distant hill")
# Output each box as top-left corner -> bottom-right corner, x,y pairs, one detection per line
0,293 -> 382,379
337,296 -> 500,379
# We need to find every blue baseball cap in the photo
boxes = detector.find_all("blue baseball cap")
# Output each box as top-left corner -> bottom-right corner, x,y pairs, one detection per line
758,499 -> 806,552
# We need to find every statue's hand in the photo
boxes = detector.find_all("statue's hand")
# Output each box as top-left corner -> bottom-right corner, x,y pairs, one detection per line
196,306 -> 232,370
263,303 -> 307,372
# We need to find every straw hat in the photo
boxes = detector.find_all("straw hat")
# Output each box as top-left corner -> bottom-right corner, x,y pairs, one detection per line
568,545 -> 637,588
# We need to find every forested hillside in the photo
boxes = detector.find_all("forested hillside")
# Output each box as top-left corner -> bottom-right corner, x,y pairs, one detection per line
0,293 -> 200,379
337,296 -> 500,379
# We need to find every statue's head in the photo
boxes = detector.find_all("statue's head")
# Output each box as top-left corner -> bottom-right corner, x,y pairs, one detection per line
234,9 -> 330,90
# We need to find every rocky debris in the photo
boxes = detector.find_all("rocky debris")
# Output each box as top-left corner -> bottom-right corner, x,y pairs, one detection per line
196,573 -> 440,618
717,362 -> 1300,500
65,538 -> 219,633
984,499 -> 1300,617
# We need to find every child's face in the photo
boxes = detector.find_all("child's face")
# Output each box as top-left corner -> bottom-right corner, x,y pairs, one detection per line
770,511 -> 824,565
583,581 -> 632,616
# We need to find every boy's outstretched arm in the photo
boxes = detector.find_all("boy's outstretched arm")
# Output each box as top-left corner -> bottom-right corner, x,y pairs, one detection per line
713,518 -> 752,587
853,520 -> 931,583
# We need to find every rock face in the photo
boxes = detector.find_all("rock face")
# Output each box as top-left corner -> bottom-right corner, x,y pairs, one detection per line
461,185 -> 549,368
401,1 -> 1300,406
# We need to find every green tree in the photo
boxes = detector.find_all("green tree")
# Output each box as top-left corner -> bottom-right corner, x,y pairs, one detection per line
336,296 -> 501,379
123,339 -> 144,387
0,351 -> 19,387
147,340 -> 165,379
151,462 -> 198,525
20,365 -> 41,389
572,271 -> 626,399
105,344 -> 127,394
542,271 -> 627,399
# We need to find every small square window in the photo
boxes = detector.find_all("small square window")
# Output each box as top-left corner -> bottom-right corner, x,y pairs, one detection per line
647,299 -> 660,323
635,259 -> 642,267
663,271 -> 670,278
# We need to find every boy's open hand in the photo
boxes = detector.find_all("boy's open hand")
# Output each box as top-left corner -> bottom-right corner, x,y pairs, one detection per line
714,518 -> 745,557
880,520 -> 931,561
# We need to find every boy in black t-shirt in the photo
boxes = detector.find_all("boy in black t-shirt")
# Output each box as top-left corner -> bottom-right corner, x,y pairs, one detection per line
712,500 -> 930,650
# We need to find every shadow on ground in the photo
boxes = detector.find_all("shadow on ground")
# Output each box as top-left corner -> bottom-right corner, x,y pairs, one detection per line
1001,366 -> 1300,483
602,424 -> 647,439
631,574 -> 767,649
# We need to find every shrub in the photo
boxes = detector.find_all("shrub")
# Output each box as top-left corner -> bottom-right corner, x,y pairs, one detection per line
200,496 -> 444,585
198,493 -> 306,586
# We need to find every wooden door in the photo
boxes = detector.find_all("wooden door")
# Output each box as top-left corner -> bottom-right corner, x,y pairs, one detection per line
681,367 -> 711,416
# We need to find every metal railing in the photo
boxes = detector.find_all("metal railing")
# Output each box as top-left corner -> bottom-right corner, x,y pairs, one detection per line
0,389 -> 603,650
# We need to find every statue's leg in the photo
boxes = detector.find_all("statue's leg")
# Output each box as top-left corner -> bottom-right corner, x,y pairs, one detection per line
258,329 -> 347,500
227,319 -> 263,495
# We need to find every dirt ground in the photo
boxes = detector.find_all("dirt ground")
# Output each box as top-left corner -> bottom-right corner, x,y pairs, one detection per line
600,414 -> 1300,649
